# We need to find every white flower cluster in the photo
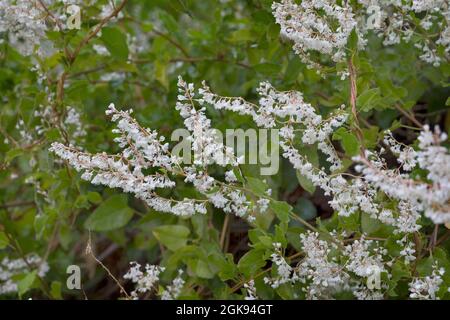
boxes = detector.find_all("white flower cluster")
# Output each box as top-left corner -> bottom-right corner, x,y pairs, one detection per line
243,279 -> 258,300
34,105 -> 86,144
201,80 -> 347,172
64,107 -> 87,139
202,81 -> 396,224
161,270 -> 185,300
0,254 -> 49,295
123,262 -> 185,300
0,1 -> 50,57
263,232 -> 390,299
358,0 -> 449,66
272,0 -> 360,66
409,263 -> 445,300
264,243 -> 295,289
355,125 -> 450,224
123,261 -> 165,299
100,72 -> 126,83
99,1 -> 124,20
177,76 -> 238,167
49,106 -> 198,217
15,119 -> 34,145
272,0 -> 450,68
50,78 -> 271,222
383,130 -> 417,171
296,232 -> 349,299
203,80 -> 449,227
344,237 -> 387,279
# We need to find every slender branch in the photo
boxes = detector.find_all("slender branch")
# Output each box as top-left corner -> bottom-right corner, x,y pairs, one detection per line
395,104 -> 423,128
220,214 -> 230,251
0,201 -> 34,209
68,64 -> 108,78
37,0 -> 64,34
69,0 -> 128,63
152,29 -> 190,58
56,72 -> 67,104
436,229 -> 450,246
37,0 -> 73,61
348,56 -> 365,154
132,57 -> 251,69
85,232 -> 131,300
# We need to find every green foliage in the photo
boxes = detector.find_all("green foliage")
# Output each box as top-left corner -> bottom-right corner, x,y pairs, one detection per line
84,195 -> 134,231
0,0 -> 448,301
153,225 -> 190,251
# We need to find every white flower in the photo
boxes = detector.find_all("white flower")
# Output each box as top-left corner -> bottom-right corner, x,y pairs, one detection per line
225,170 -> 237,183
244,280 -> 258,300
264,243 -> 294,289
123,262 -> 165,299
161,270 -> 185,300
409,263 -> 444,300
272,0 -> 360,66
0,254 -> 49,295
0,0 -> 49,56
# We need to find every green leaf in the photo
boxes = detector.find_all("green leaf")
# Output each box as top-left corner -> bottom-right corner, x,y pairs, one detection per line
193,259 -> 214,279
34,214 -> 49,240
153,225 -> 190,251
87,192 -> 102,204
237,249 -> 266,277
333,128 -> 360,156
155,60 -> 168,90
141,22 -> 153,32
341,133 -> 360,156
84,195 -> 133,231
357,88 -> 381,112
229,29 -> 255,42
50,281 -> 62,299
296,170 -> 315,194
18,270 -> 37,297
100,27 -> 129,61
6,148 -> 23,163
347,28 -> 358,52
0,232 -> 9,249
207,249 -> 237,281
254,63 -> 281,76
66,80 -> 89,98
362,126 -> 379,149
245,177 -> 268,196
270,200 -> 292,224
361,212 -> 381,234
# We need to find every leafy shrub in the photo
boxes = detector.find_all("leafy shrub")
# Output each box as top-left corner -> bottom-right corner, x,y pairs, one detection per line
0,0 -> 449,300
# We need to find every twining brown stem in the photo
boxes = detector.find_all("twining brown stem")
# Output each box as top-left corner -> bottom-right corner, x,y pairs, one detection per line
37,1 -> 66,46
169,57 -> 251,69
347,57 -> 365,155
394,104 -> 423,128
220,214 -> 231,251
37,1 -> 74,63
68,64 -> 108,78
85,232 -> 131,299
0,201 -> 34,209
69,0 -> 128,64
56,72 -> 67,104
152,29 -> 190,58
436,229 -> 450,246
428,224 -> 440,252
